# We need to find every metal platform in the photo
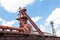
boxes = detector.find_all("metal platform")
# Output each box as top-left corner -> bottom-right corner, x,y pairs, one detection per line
0,31 -> 60,40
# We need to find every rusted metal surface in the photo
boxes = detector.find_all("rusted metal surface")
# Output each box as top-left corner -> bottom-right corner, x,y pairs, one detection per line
0,31 -> 60,40
17,16 -> 32,34
18,7 -> 44,36
0,7 -> 60,40
0,7 -> 43,36
0,25 -> 26,33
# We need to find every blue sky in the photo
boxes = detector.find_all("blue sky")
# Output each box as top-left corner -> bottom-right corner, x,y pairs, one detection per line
0,0 -> 60,36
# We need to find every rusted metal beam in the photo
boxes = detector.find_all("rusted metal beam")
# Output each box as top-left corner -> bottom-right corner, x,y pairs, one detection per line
19,8 -> 44,36
0,25 -> 26,33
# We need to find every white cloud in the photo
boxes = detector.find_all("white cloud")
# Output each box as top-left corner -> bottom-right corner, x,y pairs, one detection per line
31,16 -> 42,22
46,8 -> 60,25
56,29 -> 60,37
0,0 -> 34,12
2,20 -> 17,27
0,18 -> 17,27
0,18 -> 4,22
31,16 -> 45,32
45,8 -> 60,36
0,16 -> 42,28
39,25 -> 45,32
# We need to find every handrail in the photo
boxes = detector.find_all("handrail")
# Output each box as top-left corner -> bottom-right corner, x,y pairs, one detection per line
0,25 -> 25,33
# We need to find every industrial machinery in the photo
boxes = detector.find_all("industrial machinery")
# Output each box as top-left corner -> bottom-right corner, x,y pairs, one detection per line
0,7 -> 60,40
16,7 -> 44,36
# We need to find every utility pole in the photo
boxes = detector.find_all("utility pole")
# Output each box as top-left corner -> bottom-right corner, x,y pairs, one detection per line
50,21 -> 56,40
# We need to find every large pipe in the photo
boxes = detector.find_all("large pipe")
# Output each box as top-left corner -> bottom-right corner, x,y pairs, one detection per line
0,25 -> 26,33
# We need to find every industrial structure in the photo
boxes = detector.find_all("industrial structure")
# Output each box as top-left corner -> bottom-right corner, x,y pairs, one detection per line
0,7 -> 60,40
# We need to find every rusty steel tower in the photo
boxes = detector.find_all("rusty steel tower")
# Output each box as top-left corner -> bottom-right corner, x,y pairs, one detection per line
16,7 -> 44,36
